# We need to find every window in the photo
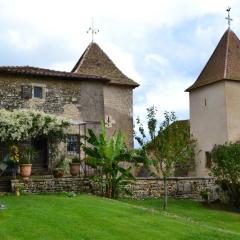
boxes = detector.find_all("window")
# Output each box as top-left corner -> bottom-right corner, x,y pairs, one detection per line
205,152 -> 212,169
33,86 -> 43,99
66,135 -> 80,155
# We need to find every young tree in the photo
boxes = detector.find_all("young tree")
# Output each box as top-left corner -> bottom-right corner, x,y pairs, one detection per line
135,106 -> 195,210
83,124 -> 137,199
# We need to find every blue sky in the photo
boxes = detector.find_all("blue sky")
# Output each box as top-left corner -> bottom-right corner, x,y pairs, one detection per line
0,0 -> 239,123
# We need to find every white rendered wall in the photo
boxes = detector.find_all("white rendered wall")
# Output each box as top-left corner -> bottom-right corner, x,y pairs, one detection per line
189,82 -> 228,176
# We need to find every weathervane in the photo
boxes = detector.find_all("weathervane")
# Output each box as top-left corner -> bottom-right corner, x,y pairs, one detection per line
225,7 -> 233,28
87,18 -> 99,42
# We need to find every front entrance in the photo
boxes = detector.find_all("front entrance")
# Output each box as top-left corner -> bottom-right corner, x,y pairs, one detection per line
32,137 -> 48,174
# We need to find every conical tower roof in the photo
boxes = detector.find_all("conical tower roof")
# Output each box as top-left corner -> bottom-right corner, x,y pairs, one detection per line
186,28 -> 240,91
72,42 -> 139,88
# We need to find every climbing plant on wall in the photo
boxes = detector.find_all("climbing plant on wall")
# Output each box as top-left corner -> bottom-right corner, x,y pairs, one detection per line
0,109 -> 70,164
0,109 -> 70,143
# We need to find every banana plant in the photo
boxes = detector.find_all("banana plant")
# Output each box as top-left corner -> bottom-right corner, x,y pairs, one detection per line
83,124 -> 135,199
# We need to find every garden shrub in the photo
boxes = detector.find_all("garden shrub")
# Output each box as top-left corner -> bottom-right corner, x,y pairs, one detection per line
211,142 -> 240,208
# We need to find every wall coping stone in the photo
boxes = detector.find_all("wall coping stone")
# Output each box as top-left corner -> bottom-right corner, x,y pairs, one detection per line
135,177 -> 214,181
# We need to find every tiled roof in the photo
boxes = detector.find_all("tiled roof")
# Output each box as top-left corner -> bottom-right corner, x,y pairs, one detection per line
186,28 -> 240,91
0,66 -> 110,82
72,42 -> 139,88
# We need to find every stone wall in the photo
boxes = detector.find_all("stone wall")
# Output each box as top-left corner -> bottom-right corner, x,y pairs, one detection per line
11,178 -> 90,194
127,177 -> 218,200
11,177 -> 219,201
0,74 -> 104,123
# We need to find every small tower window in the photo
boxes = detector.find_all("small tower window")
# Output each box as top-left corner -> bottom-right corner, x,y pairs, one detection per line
205,152 -> 212,169
105,115 -> 115,128
204,98 -> 207,107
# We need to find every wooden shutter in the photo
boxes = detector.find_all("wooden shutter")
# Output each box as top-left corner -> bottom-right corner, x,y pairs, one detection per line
21,85 -> 32,99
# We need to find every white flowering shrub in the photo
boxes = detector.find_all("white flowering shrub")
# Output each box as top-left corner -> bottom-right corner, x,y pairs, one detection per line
0,109 -> 70,143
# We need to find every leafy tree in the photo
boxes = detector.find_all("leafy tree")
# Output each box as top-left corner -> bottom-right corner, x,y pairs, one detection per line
83,124 -> 137,199
135,106 -> 196,210
211,142 -> 240,208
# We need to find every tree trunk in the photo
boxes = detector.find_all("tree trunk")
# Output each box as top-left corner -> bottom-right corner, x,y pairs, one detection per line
163,177 -> 168,210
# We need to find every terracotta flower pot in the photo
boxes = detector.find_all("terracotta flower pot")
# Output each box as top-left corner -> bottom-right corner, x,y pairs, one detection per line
20,164 -> 32,180
69,163 -> 80,176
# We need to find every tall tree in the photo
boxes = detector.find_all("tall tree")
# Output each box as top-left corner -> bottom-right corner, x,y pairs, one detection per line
135,107 -> 196,210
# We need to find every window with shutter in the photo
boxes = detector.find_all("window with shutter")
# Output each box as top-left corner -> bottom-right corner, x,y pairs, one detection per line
21,85 -> 32,99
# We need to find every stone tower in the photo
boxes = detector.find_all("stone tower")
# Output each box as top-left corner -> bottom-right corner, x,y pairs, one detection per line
186,28 -> 240,176
72,42 -> 139,147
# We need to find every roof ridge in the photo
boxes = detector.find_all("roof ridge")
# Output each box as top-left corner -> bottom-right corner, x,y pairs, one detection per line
72,43 -> 92,73
223,28 -> 231,78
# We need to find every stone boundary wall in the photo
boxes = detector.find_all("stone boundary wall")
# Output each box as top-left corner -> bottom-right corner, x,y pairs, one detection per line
11,178 -> 91,194
11,177 -> 219,201
126,177 -> 218,200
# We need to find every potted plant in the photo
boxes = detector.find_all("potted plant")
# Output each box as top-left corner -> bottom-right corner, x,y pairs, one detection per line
69,157 -> 81,176
19,146 -> 37,180
53,154 -> 65,178
9,145 -> 20,179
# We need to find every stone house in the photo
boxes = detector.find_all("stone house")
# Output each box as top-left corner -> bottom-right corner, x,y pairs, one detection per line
186,27 -> 240,177
0,42 -> 139,175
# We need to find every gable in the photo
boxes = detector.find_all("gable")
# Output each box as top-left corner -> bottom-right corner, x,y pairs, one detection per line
72,42 -> 139,88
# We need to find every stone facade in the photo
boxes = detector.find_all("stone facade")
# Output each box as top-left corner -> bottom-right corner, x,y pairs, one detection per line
104,85 -> 133,147
11,177 -> 219,201
0,75 -> 104,122
0,74 -> 106,168
0,73 -> 136,160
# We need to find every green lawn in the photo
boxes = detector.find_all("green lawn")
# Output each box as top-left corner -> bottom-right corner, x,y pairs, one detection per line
0,194 -> 239,240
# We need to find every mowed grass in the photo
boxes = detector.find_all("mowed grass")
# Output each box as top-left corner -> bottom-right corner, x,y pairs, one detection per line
122,198 -> 240,235
0,194 -> 239,240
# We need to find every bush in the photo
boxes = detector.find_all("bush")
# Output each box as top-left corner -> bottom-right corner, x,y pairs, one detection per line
200,189 -> 209,203
211,142 -> 240,208
71,157 -> 80,163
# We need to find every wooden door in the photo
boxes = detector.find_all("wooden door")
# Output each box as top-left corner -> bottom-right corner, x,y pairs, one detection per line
32,137 -> 48,174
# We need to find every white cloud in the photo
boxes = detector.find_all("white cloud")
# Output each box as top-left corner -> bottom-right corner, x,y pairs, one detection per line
134,75 -> 192,120
1,0 -> 240,130
145,54 -> 169,67
101,42 -> 144,84
6,29 -> 39,51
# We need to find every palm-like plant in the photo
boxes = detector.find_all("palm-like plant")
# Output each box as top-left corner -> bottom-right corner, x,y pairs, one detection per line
83,124 -> 134,199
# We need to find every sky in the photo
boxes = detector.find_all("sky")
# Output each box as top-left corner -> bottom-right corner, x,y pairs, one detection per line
0,0 -> 239,123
